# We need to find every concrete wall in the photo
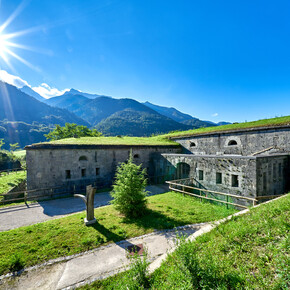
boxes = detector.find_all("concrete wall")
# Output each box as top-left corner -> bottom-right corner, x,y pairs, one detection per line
26,145 -> 181,196
162,154 -> 257,200
174,126 -> 290,156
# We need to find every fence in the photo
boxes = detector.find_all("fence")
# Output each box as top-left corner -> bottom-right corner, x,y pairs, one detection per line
166,177 -> 257,209
0,182 -> 102,205
147,174 -> 175,185
0,168 -> 24,176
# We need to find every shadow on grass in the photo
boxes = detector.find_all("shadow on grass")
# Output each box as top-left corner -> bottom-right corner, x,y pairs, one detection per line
88,208 -> 184,250
88,220 -> 138,251
122,208 -> 184,230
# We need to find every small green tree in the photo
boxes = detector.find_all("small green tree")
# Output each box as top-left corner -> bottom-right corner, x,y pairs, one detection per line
110,153 -> 148,218
10,143 -> 19,152
45,123 -> 102,141
0,139 -> 4,150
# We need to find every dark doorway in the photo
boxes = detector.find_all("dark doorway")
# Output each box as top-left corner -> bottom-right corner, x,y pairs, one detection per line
176,162 -> 190,179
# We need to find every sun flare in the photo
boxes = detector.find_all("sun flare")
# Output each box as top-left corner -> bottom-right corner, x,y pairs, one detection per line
0,1 -> 40,72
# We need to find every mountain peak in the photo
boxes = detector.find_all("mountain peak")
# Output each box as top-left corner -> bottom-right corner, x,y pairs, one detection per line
62,88 -> 103,99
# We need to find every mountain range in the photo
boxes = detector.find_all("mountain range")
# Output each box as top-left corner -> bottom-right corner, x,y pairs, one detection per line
0,79 -> 230,148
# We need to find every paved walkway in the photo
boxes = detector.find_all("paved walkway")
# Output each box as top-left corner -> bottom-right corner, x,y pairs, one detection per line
0,223 -> 208,290
0,185 -> 169,232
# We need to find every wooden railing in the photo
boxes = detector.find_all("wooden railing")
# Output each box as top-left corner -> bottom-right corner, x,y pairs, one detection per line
0,183 -> 98,205
166,178 -> 257,209
0,168 -> 24,176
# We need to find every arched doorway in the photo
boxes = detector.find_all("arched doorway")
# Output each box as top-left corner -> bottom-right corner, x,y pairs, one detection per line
176,162 -> 190,179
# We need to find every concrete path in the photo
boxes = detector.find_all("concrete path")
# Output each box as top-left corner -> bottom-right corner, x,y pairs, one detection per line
0,223 -> 207,290
0,185 -> 169,232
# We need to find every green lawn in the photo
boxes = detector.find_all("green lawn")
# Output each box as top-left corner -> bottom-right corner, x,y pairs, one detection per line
87,194 -> 289,289
0,192 -> 236,275
0,171 -> 26,195
163,115 -> 290,138
34,135 -> 179,146
12,150 -> 26,159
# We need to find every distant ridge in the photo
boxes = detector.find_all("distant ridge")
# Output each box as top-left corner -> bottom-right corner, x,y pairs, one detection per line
62,88 -> 109,99
0,81 -> 89,126
20,86 -> 45,102
143,101 -> 223,128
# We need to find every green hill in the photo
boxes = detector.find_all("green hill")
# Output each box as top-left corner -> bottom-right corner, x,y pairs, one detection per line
0,81 -> 89,127
95,108 -> 192,136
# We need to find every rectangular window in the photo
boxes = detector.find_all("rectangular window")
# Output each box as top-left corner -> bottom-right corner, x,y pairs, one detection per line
65,170 -> 71,179
231,175 -> 239,187
216,172 -> 222,184
96,168 -> 100,176
95,152 -> 98,162
199,170 -> 204,181
81,168 -> 86,178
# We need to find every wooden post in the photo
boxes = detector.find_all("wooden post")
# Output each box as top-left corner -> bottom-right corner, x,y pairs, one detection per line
86,185 -> 96,223
74,185 -> 96,225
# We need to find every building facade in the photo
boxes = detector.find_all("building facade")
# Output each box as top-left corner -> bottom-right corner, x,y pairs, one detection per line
160,125 -> 290,201
25,125 -> 290,200
25,144 -> 181,196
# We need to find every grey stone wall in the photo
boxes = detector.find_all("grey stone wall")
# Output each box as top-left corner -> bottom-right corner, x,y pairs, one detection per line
173,126 -> 290,156
256,155 -> 290,196
26,145 -> 181,196
162,154 -> 257,200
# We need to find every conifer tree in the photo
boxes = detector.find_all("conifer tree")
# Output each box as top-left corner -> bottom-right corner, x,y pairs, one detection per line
110,153 -> 148,218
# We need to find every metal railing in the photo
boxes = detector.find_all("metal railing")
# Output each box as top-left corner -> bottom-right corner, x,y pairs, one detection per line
166,177 -> 257,209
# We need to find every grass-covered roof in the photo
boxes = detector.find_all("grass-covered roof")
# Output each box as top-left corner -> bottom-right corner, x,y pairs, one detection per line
29,135 -> 179,147
27,115 -> 290,148
164,115 -> 290,138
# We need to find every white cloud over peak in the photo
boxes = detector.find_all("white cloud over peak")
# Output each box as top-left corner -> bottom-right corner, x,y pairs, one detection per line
0,70 -> 30,88
32,83 -> 69,99
0,69 -> 69,99
212,113 -> 219,117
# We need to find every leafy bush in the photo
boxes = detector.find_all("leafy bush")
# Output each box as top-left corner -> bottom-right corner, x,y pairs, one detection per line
110,153 -> 148,218
45,123 -> 102,140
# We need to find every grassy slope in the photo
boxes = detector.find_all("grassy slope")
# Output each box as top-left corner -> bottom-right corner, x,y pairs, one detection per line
83,194 -> 289,289
0,171 -> 26,195
0,192 -> 236,275
35,136 -> 178,146
13,150 -> 26,159
163,115 -> 290,138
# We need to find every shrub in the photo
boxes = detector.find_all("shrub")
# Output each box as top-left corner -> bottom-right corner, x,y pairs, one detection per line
110,251 -> 150,289
110,153 -> 148,218
8,253 -> 25,272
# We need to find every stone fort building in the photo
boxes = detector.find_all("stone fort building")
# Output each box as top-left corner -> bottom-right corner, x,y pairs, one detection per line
26,124 -> 290,201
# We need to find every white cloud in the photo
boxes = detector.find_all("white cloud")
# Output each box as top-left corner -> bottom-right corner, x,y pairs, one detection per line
212,113 -> 219,117
0,70 -> 30,88
32,83 -> 69,99
0,69 -> 68,99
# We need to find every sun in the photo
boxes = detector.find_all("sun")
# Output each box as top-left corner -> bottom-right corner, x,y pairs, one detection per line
0,1 -> 40,72
0,34 -> 10,62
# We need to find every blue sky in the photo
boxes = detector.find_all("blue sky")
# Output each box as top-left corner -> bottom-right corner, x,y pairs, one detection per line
0,0 -> 289,122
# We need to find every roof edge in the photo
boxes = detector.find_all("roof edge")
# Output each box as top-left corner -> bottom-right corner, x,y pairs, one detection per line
25,143 -> 181,150
170,124 -> 290,139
